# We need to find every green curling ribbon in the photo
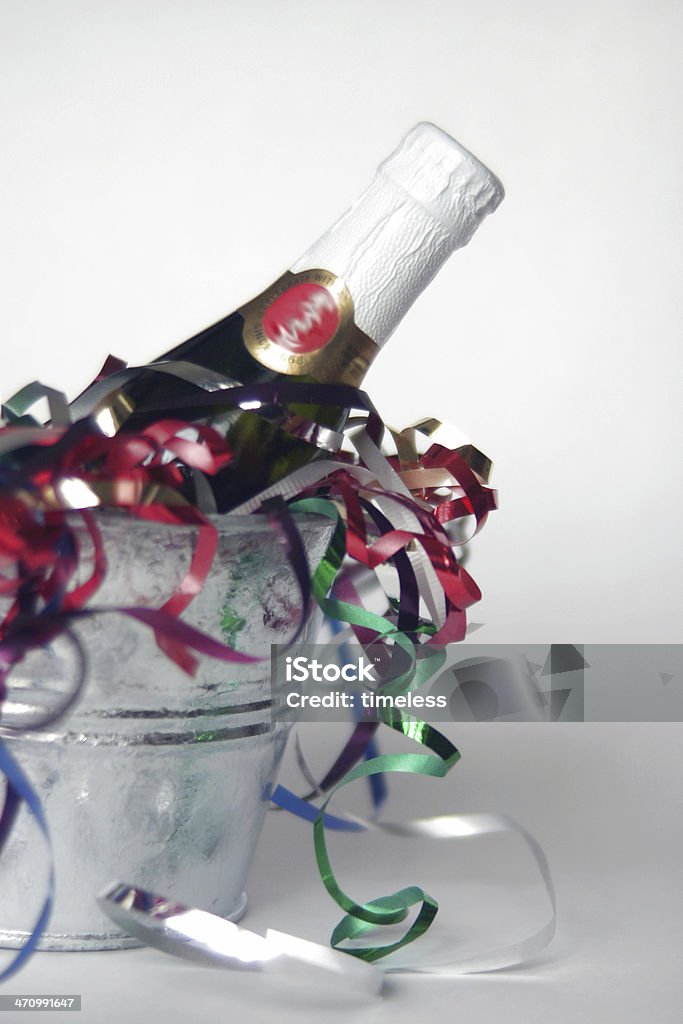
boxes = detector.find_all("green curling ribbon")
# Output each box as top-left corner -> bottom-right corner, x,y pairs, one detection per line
316,715 -> 460,961
289,498 -> 459,960
290,498 -> 447,693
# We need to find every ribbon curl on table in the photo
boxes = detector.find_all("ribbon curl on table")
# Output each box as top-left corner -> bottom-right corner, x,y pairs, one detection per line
271,710 -> 555,972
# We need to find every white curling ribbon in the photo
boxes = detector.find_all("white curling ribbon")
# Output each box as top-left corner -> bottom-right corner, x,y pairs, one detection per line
97,882 -> 383,998
347,425 -> 414,500
98,805 -> 555,990
289,721 -> 556,976
231,429 -> 449,629
349,427 -> 448,629
333,808 -> 556,975
0,425 -> 63,456
227,457 -> 377,515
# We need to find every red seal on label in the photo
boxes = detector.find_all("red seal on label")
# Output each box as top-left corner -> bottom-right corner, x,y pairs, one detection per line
262,282 -> 339,354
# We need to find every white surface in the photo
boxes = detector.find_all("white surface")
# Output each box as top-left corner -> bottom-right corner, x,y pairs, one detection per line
0,0 -> 680,640
0,1 -> 681,1021
7,724 -> 682,1022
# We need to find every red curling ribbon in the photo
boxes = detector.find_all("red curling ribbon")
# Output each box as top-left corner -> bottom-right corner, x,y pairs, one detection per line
427,602 -> 468,645
0,364 -> 504,978
316,471 -> 480,623
0,410 -> 321,683
421,443 -> 498,534
137,505 -> 218,676
360,500 -> 420,634
0,418 -> 236,681
114,607 -> 259,666
94,354 -> 128,381
1,375 -> 496,719
60,512 -> 107,613
138,419 -> 232,477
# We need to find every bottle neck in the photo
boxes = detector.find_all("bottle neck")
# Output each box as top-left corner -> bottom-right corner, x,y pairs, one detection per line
239,125 -> 503,384
289,176 -> 449,348
290,127 -> 503,348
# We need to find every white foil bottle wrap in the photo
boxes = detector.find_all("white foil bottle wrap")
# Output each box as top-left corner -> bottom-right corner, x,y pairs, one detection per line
291,122 -> 504,346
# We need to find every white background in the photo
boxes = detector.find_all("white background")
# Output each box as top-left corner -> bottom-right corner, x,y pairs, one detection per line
1,0 -> 681,642
0,1 -> 681,1021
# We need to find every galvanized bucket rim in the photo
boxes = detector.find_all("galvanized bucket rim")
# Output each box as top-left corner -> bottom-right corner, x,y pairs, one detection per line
85,507 -> 331,535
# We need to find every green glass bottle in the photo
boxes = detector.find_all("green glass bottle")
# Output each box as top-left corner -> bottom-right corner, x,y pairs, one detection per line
78,123 -> 504,512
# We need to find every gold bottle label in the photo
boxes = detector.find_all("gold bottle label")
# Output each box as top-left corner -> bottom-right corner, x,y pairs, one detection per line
239,269 -> 379,386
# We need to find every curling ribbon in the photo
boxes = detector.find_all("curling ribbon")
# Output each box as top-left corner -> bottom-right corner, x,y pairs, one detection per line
272,712 -> 555,973
0,742 -> 53,981
283,804 -> 555,974
261,496 -> 549,966
97,880 -> 384,998
95,824 -> 553,992
0,371 -> 506,976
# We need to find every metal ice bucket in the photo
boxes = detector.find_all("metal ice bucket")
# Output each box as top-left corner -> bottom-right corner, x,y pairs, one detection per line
0,510 -> 332,950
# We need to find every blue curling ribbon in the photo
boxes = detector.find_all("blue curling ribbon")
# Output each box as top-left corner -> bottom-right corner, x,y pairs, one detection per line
42,528 -> 78,618
270,784 -> 364,832
0,741 -> 54,981
269,611 -> 388,830
359,722 -> 387,814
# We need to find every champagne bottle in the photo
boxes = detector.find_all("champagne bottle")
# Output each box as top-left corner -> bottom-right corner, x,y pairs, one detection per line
82,123 -> 504,512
